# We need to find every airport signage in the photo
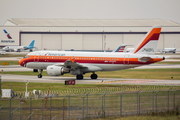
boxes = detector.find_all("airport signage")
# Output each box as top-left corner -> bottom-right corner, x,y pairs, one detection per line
1,40 -> 15,43
65,80 -> 75,85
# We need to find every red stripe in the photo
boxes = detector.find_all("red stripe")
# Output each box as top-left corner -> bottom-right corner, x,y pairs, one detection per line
22,57 -> 163,66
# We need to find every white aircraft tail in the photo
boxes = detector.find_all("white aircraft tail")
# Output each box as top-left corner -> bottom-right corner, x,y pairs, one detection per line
132,25 -> 162,55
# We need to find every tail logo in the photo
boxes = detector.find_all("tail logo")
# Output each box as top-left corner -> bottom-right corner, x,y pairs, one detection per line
3,29 -> 12,39
118,46 -> 126,52
134,26 -> 161,54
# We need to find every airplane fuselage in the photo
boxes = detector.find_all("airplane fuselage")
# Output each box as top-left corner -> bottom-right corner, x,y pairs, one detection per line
19,51 -> 164,71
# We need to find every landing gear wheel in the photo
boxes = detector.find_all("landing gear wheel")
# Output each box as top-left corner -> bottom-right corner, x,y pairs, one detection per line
76,74 -> 84,80
38,74 -> 42,78
37,69 -> 43,78
91,74 -> 98,79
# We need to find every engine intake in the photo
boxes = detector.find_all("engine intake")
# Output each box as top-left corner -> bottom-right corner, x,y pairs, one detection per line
47,65 -> 69,76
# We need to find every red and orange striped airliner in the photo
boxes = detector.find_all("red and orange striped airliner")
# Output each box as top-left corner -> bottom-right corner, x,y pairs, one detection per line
19,25 -> 164,80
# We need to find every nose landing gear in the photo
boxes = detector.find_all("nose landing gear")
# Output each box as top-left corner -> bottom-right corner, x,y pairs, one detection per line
37,69 -> 43,78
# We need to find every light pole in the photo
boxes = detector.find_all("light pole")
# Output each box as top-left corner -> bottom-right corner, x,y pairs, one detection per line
25,81 -> 29,98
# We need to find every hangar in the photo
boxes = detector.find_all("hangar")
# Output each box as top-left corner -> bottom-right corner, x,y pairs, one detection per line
0,18 -> 180,51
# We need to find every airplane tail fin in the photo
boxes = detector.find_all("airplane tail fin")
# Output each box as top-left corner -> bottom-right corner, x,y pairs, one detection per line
132,25 -> 162,55
3,29 -> 12,39
28,40 -> 35,48
115,44 -> 127,52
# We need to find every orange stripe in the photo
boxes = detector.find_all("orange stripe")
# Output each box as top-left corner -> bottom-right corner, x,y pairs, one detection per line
25,55 -> 163,64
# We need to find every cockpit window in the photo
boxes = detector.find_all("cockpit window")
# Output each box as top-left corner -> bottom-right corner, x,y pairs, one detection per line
24,56 -> 30,58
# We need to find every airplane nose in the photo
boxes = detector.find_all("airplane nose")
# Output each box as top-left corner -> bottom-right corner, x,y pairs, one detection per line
19,59 -> 24,67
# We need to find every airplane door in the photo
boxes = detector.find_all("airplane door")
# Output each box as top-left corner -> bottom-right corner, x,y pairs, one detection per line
34,52 -> 39,62
124,54 -> 129,65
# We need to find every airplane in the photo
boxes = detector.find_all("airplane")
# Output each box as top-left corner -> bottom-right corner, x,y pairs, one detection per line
2,40 -> 35,52
114,44 -> 127,52
19,25 -> 165,79
163,48 -> 176,53
3,29 -> 12,39
158,43 -> 176,54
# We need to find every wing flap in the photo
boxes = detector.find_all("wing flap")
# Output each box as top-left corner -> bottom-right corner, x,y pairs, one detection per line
54,60 -> 87,69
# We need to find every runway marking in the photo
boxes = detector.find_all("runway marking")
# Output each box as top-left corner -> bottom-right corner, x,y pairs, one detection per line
94,80 -> 129,84
93,80 -> 166,84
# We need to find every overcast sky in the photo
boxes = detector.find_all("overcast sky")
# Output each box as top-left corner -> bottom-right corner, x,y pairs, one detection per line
0,0 -> 180,25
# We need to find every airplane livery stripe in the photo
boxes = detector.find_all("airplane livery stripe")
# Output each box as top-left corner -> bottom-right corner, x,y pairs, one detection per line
20,55 -> 163,65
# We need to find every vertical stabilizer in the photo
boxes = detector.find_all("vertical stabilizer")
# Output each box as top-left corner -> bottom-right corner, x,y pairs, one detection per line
132,25 -> 162,55
28,40 -> 35,48
114,44 -> 127,52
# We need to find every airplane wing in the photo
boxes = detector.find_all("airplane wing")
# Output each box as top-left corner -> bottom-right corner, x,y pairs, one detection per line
54,60 -> 87,69
53,60 -> 102,72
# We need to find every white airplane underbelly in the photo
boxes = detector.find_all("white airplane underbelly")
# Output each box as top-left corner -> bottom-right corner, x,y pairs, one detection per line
26,62 -> 140,71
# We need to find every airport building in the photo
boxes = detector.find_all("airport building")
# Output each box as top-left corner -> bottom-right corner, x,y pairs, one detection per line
0,18 -> 180,51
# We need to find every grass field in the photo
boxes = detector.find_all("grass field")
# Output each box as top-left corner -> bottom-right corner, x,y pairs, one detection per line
0,61 -> 19,65
1,82 -> 180,96
2,68 -> 180,80
0,54 -> 25,57
155,61 -> 180,64
93,115 -> 180,120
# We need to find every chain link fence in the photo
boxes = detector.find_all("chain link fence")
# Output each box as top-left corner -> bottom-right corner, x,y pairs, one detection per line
0,90 -> 180,120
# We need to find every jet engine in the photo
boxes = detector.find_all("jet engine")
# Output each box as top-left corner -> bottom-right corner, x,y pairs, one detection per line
47,65 -> 69,76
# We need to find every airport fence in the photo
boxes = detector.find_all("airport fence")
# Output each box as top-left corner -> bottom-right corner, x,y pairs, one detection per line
0,90 -> 180,120
12,85 -> 180,98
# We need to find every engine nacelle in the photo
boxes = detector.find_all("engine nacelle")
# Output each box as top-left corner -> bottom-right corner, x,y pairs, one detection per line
47,65 -> 69,76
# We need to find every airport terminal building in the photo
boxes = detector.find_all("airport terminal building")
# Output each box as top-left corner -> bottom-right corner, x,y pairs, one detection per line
0,18 -> 180,51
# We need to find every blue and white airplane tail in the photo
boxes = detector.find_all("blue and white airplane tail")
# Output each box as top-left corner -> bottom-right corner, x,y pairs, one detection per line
24,40 -> 35,50
28,40 -> 35,49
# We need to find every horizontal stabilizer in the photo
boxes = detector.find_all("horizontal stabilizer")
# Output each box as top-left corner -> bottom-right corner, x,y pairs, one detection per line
138,57 -> 153,63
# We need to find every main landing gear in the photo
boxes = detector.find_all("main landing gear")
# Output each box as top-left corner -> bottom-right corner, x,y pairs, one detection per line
76,73 -> 98,80
91,73 -> 98,79
76,74 -> 84,80
38,69 -> 43,78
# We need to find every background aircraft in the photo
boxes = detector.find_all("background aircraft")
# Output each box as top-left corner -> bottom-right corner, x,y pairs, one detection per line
19,26 -> 164,79
2,40 -> 35,52
163,48 -> 176,53
114,44 -> 127,52
158,44 -> 176,54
